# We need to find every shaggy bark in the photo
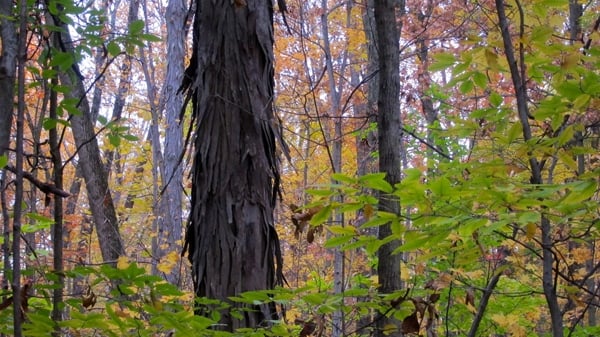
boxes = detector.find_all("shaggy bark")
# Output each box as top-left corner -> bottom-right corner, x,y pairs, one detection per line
182,0 -> 283,330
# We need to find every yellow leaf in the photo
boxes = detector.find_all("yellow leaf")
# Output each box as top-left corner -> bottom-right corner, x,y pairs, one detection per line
382,323 -> 398,335
525,222 -> 537,240
157,251 -> 179,274
572,247 -> 591,264
363,204 -> 374,220
117,256 -> 129,270
485,48 -> 499,71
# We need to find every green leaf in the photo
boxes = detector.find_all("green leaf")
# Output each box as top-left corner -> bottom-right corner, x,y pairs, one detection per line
556,125 -> 574,146
139,33 -> 161,42
302,293 -> 326,305
108,134 -> 121,147
310,204 -> 331,225
430,52 -> 456,71
128,19 -> 145,35
23,213 -> 54,232
97,115 -> 108,125
507,122 -> 523,143
43,118 -> 57,130
328,225 -> 356,235
430,176 -> 452,197
459,80 -> 474,94
49,51 -> 74,70
517,211 -> 541,224
472,71 -> 488,89
106,41 -> 121,57
458,218 -> 488,237
359,173 -> 393,193
121,134 -> 139,141
324,235 -> 354,248
573,94 -> 591,110
0,155 -> 6,169
557,81 -> 582,100
332,172 -> 357,184
561,180 -> 597,205
489,92 -> 503,107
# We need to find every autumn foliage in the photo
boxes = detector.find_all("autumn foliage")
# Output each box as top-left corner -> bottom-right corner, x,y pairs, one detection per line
0,0 -> 600,336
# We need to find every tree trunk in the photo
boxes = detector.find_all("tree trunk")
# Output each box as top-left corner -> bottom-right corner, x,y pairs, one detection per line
319,0 -> 347,334
47,7 -> 125,266
494,0 -> 563,335
151,0 -> 186,286
374,0 -> 404,336
12,1 -> 28,334
48,74 -> 65,326
182,0 -> 283,330
0,0 -> 17,157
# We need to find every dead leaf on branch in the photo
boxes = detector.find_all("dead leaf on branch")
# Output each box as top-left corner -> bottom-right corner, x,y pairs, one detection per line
82,284 -> 97,309
296,319 -> 316,337
465,287 -> 475,308
290,204 -> 323,242
401,312 -> 420,334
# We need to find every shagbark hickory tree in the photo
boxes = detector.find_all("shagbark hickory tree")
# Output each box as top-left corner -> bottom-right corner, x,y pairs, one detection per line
181,0 -> 285,330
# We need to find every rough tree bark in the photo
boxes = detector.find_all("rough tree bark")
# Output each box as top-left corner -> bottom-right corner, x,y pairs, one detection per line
374,0 -> 404,336
182,0 -> 284,330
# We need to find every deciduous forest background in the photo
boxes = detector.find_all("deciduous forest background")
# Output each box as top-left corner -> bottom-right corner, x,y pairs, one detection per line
1,0 -> 600,336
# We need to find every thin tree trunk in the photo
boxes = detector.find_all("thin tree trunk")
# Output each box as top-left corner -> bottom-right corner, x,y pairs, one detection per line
356,1 -> 379,333
494,0 -> 563,335
12,0 -> 28,334
48,73 -> 65,327
0,0 -> 18,157
152,0 -> 186,286
374,0 -> 404,336
320,0 -> 346,334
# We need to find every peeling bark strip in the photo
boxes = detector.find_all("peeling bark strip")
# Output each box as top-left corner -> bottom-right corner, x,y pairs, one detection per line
182,0 -> 284,330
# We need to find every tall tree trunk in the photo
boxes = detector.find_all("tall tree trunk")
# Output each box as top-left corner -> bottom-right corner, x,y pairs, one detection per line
12,0 -> 28,334
151,0 -> 186,286
49,75 -> 65,326
182,0 -> 283,330
0,0 -> 17,157
356,1 -> 379,334
374,0 -> 404,336
494,1 -> 563,335
47,6 -> 125,267
319,0 -> 347,334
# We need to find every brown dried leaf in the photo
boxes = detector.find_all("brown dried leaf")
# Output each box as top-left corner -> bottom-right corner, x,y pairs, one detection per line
298,321 -> 316,337
307,227 -> 315,243
401,312 -> 420,334
465,287 -> 475,308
